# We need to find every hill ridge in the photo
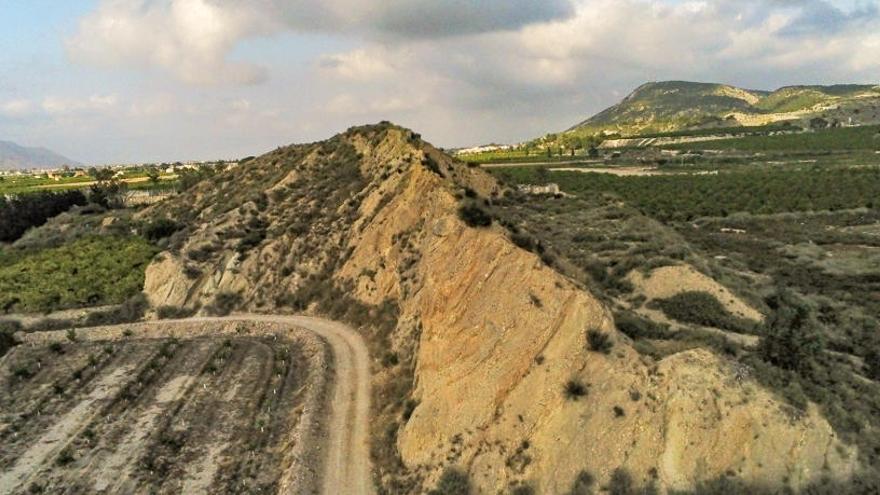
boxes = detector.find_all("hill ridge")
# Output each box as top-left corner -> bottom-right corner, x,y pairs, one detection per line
565,80 -> 880,138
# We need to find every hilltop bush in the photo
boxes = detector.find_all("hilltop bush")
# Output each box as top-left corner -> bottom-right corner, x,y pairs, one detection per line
458,202 -> 493,228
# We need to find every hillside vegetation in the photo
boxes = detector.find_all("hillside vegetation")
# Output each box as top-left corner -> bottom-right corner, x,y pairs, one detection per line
0,236 -> 157,314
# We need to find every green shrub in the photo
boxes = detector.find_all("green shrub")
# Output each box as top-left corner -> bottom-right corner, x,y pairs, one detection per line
458,203 -> 493,228
608,468 -> 635,495
566,470 -> 595,495
0,319 -> 20,357
758,290 -> 824,373
207,291 -> 242,316
866,346 -> 880,381
511,233 -> 535,251
564,379 -> 588,400
653,291 -> 754,333
428,467 -> 471,495
84,293 -> 149,327
510,485 -> 535,495
587,329 -> 613,354
142,218 -> 181,242
156,305 -> 198,320
614,311 -> 670,340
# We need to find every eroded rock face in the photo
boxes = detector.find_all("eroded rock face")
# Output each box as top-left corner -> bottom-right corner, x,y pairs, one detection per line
141,124 -> 859,493
340,157 -> 855,492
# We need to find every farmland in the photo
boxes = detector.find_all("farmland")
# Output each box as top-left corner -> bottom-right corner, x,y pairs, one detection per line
0,320 -> 333,495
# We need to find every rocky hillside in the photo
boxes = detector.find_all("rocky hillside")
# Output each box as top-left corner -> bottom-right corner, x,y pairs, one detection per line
0,139 -> 80,170
140,123 -> 860,493
567,81 -> 880,137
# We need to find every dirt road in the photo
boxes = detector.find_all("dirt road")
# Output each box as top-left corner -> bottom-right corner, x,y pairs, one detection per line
7,314 -> 375,495
212,315 -> 375,495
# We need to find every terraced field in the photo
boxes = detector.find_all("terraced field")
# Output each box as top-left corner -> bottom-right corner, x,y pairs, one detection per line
0,317 -> 364,495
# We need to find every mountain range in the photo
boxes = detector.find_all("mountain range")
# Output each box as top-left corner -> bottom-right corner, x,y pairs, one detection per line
0,140 -> 80,170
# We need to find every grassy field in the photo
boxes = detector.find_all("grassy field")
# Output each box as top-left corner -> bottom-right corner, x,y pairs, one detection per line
0,236 -> 158,314
0,173 -> 178,195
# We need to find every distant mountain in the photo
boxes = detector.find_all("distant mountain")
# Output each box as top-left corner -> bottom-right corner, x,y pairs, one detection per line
565,81 -> 880,138
0,140 -> 80,170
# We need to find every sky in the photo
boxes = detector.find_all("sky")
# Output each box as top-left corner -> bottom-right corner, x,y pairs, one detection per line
0,0 -> 879,164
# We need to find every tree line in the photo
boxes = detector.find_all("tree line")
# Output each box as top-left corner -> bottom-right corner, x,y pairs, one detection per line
0,190 -> 88,243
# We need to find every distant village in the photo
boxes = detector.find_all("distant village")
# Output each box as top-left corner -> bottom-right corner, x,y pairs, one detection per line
0,159 -> 240,180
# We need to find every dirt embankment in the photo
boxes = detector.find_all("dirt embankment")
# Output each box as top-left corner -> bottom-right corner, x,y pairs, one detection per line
1,315 -> 374,495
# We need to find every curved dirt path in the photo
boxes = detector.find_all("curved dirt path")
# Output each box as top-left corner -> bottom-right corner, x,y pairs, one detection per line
11,314 -> 375,495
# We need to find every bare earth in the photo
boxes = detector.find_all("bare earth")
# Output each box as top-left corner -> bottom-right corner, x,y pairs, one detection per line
0,315 -> 374,495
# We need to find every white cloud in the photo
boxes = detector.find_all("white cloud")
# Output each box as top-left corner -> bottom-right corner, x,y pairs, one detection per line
0,99 -> 34,118
67,0 -> 575,85
319,48 -> 398,81
67,0 -> 270,85
41,94 -> 119,116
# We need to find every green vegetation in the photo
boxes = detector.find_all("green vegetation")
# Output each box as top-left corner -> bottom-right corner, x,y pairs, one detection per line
565,470 -> 595,495
0,236 -> 157,314
652,291 -> 756,333
586,329 -> 613,354
206,291 -> 242,316
666,125 -> 880,152
757,290 -> 824,373
493,166 -> 880,221
564,379 -> 588,400
0,190 -> 88,242
156,305 -> 198,320
428,467 -> 471,495
0,319 -> 20,357
458,202 -> 493,227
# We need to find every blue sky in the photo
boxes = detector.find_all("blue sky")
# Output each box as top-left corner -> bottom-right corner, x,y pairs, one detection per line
1,0 -> 879,164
